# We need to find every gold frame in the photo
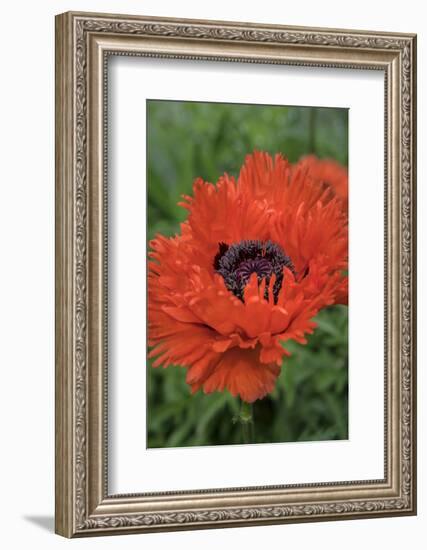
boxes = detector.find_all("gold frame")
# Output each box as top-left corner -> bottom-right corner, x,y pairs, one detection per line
55,11 -> 417,538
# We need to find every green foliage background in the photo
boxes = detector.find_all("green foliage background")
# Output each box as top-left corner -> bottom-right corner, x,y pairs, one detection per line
147,100 -> 348,447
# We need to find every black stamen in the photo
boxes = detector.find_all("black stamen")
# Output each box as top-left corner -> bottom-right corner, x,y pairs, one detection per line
214,239 -> 294,303
213,242 -> 229,271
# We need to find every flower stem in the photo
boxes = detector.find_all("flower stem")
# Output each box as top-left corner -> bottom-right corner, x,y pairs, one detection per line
238,400 -> 254,444
308,107 -> 317,154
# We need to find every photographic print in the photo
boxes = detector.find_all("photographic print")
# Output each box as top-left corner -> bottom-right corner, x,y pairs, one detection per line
147,100 -> 349,448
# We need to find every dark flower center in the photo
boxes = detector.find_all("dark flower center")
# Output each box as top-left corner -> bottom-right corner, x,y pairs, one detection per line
214,240 -> 294,303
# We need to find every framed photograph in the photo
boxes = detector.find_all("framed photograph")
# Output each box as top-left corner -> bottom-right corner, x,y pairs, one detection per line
55,11 -> 417,537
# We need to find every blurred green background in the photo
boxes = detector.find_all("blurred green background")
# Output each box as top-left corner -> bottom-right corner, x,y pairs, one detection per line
147,100 -> 348,448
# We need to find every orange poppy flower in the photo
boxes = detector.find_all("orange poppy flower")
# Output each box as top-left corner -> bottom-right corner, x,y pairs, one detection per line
297,155 -> 349,213
148,151 -> 348,403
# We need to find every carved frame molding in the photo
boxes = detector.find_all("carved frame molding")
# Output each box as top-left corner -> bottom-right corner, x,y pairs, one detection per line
55,11 -> 416,537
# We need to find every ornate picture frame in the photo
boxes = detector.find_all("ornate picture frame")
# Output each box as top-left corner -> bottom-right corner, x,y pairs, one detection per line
55,11 -> 417,537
